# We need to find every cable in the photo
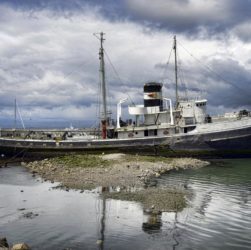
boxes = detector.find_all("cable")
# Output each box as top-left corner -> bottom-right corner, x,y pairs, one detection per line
16,101 -> 26,129
104,49 -> 135,106
177,52 -> 189,100
61,56 -> 96,81
160,46 -> 173,83
177,41 -> 251,99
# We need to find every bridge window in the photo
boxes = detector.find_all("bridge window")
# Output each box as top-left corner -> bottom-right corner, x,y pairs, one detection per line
185,117 -> 194,125
144,130 -> 148,137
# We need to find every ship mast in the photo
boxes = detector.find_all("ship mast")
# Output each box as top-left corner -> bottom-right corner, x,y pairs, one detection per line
173,35 -> 179,107
95,32 -> 107,139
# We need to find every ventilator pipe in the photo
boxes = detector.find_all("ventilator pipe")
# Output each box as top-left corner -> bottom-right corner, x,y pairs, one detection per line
163,98 -> 174,125
117,98 -> 128,129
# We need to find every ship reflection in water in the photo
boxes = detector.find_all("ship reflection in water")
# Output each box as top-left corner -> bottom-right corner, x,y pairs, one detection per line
0,159 -> 251,250
142,211 -> 163,233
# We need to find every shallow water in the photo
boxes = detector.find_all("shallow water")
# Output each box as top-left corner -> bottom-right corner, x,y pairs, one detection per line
0,159 -> 250,250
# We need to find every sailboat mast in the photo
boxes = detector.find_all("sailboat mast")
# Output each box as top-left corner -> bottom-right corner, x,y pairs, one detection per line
174,35 -> 179,107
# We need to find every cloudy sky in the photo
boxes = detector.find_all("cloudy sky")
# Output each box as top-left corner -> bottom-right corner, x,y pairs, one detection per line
1,0 -> 251,128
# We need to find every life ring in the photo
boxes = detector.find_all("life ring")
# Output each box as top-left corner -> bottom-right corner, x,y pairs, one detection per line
163,130 -> 169,135
128,132 -> 134,138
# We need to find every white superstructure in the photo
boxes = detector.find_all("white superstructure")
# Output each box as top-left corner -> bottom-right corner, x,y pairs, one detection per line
116,82 -> 209,139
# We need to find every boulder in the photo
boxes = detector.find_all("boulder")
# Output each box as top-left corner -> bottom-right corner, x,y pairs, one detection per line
0,237 -> 9,247
12,243 -> 30,250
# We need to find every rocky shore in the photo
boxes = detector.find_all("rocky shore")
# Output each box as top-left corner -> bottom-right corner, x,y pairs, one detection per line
24,153 -> 209,190
23,153 -> 209,212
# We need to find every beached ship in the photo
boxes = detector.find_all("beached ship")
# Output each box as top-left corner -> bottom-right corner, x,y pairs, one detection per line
1,34 -> 251,156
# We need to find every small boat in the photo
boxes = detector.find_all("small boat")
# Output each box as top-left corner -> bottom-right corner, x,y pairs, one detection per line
1,33 -> 251,157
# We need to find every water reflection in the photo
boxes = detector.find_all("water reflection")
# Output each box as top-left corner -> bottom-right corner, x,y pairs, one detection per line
97,187 -> 109,250
98,196 -> 106,250
172,213 -> 179,250
197,190 -> 213,215
142,211 -> 162,234
1,160 -> 251,250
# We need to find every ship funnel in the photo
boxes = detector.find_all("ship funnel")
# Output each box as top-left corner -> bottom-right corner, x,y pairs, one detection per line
143,82 -> 163,110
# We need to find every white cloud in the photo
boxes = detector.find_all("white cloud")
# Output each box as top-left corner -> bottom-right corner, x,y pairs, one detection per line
0,4 -> 250,127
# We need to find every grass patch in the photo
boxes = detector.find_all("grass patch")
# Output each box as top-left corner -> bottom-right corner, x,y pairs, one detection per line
49,153 -> 172,169
123,154 -> 172,164
50,154 -> 111,168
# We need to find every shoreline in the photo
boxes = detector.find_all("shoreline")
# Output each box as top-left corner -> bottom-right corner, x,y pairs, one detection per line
24,153 -> 209,190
